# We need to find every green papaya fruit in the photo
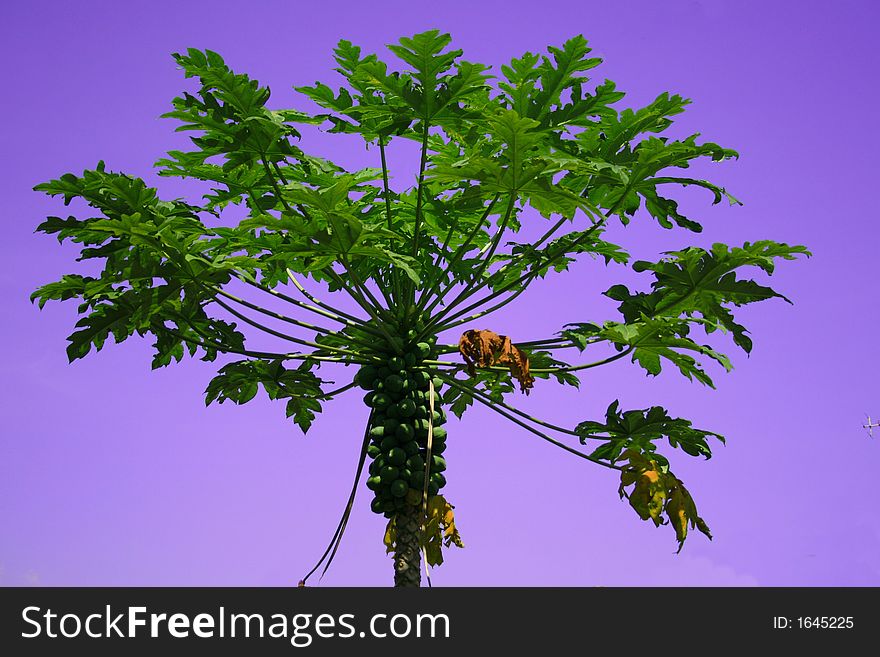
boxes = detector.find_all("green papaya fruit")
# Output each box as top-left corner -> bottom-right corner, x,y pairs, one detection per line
390,479 -> 408,498
388,447 -> 406,466
397,399 -> 416,417
384,374 -> 405,393
371,393 -> 392,410
395,423 -> 415,441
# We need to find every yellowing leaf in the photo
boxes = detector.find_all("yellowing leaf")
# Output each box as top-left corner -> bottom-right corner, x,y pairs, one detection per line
618,448 -> 711,551
423,495 -> 464,566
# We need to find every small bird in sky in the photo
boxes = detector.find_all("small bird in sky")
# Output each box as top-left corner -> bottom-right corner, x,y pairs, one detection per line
864,414 -> 878,438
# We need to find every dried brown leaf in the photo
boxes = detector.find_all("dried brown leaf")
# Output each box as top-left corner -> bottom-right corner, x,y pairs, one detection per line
458,328 -> 536,394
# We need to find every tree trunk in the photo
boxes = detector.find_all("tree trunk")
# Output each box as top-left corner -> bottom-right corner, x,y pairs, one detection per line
393,504 -> 422,587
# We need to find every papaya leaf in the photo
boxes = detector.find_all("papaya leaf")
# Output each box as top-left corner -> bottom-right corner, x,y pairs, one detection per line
205,359 -> 328,433
576,401 -> 725,463
616,448 -> 712,551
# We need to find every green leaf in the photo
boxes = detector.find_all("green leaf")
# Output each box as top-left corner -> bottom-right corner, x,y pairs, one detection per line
577,400 -> 724,462
205,359 -> 328,433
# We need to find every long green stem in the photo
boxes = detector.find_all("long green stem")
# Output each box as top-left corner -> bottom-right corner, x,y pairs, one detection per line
421,194 -> 512,319
426,218 -> 607,336
422,345 -> 633,374
259,156 -> 298,217
160,322 -> 290,361
211,287 -> 333,335
410,125 -> 430,259
406,124 -> 431,309
438,375 -> 622,471
417,194 -> 501,316
340,253 -> 389,315
378,139 -> 403,307
453,377 -> 583,437
322,268 -> 402,351
280,270 -> 379,330
210,295 -> 375,359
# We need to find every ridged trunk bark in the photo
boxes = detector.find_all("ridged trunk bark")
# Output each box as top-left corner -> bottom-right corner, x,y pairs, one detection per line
393,503 -> 422,587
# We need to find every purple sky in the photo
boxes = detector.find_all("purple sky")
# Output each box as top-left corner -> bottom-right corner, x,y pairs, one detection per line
2,0 -> 878,587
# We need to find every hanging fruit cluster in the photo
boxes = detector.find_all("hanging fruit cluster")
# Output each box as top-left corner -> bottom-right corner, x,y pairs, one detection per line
355,339 -> 448,518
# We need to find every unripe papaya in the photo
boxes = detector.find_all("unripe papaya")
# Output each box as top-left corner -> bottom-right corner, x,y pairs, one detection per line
395,423 -> 415,441
388,447 -> 406,466
384,374 -> 405,393
397,399 -> 416,417
390,479 -> 408,498
380,465 -> 399,481
371,393 -> 392,410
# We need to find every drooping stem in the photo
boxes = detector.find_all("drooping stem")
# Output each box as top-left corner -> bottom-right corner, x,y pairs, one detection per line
233,271 -> 376,332
280,270 -> 381,331
157,323 -> 371,366
438,374 -> 622,471
209,295 -> 374,359
299,410 -> 373,586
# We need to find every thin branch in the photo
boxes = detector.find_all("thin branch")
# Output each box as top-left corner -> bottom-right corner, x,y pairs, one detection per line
417,193 -> 502,317
421,345 -> 633,374
211,286 -> 335,336
425,217 -> 608,336
299,410 -> 373,586
411,125 -> 431,259
439,375 -> 622,471
210,295 -> 375,360
233,271 -> 374,330
259,156 -> 298,217
450,376 -> 583,437
280,270 -> 378,329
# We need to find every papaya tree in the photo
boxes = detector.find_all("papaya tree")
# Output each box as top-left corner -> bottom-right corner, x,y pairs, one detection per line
30,31 -> 809,587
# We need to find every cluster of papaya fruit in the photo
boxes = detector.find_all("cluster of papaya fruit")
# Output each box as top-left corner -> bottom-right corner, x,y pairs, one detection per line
355,340 -> 448,518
